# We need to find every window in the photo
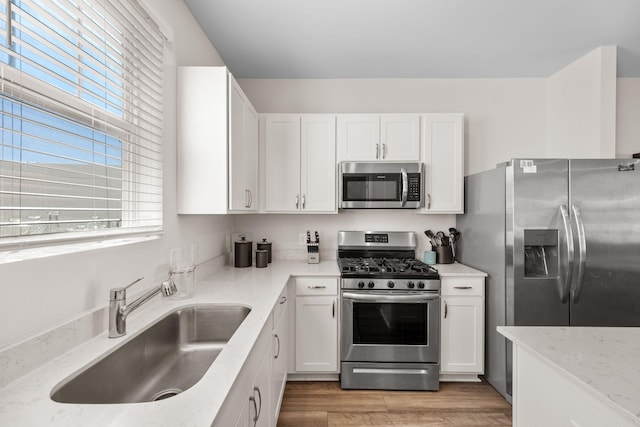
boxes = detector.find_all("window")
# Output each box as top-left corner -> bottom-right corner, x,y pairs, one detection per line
0,0 -> 164,246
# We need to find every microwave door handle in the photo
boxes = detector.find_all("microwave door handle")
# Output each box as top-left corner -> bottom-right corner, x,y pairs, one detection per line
401,168 -> 408,207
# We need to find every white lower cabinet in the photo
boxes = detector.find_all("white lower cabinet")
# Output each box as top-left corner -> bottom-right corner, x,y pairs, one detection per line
270,290 -> 288,426
214,301 -> 285,427
293,277 -> 339,373
440,276 -> 485,381
249,344 -> 271,427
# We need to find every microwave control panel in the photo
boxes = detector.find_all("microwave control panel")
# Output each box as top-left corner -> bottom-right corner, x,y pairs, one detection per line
407,173 -> 421,201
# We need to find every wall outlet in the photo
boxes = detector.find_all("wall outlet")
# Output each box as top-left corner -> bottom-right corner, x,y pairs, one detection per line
298,233 -> 307,245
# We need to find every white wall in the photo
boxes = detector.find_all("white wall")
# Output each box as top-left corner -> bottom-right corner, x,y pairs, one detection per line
239,78 -> 548,176
546,46 -> 617,158
0,0 -> 231,348
616,78 -> 640,157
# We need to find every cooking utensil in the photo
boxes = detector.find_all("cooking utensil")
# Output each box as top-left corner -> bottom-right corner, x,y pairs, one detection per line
424,230 -> 439,248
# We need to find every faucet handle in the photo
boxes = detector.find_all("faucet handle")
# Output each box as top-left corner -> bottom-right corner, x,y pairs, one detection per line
110,277 -> 144,301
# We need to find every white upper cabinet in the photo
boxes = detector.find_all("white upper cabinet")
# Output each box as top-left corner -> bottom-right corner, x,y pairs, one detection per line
263,115 -> 301,212
380,115 -> 420,161
338,114 -> 420,162
177,66 -> 259,214
337,115 -> 380,161
262,114 -> 337,213
229,77 -> 259,212
301,116 -> 337,212
421,113 -> 464,214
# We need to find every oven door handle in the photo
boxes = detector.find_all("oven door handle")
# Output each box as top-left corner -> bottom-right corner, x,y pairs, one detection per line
342,292 -> 439,303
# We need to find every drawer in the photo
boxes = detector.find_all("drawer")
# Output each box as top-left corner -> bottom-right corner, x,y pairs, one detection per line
272,286 -> 288,328
295,277 -> 338,296
441,277 -> 484,296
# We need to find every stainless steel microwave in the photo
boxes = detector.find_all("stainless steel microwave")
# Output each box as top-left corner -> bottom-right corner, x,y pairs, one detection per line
339,162 -> 424,209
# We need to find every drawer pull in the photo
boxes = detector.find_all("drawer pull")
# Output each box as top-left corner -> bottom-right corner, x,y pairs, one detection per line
454,286 -> 473,289
308,285 -> 327,289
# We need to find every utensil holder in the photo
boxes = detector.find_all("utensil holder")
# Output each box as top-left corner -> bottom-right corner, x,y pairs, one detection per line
436,246 -> 454,264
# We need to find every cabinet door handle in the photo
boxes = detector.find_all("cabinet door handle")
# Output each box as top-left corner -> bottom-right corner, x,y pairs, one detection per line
249,394 -> 258,426
444,300 -> 448,318
295,194 -> 299,209
308,285 -> 326,289
302,194 -> 306,209
427,193 -> 431,209
382,143 -> 387,159
253,386 -> 262,425
274,333 -> 281,359
248,190 -> 253,208
376,143 -> 379,159
280,295 -> 287,304
332,300 -> 335,318
454,286 -> 472,289
245,189 -> 251,208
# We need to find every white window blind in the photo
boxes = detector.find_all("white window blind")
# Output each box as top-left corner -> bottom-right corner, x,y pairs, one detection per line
0,0 -> 164,246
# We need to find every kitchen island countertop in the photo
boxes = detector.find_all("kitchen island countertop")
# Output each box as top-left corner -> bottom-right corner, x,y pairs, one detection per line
0,260 -> 338,427
499,326 -> 640,426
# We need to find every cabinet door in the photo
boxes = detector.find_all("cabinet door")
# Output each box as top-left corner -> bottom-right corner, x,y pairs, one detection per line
337,115 -> 380,161
295,296 -> 338,372
422,114 -> 464,213
264,115 -> 301,212
250,344 -> 272,427
301,115 -> 336,213
233,401 -> 249,427
229,76 -> 259,212
271,306 -> 287,426
380,114 -> 420,161
177,66 -> 228,214
244,103 -> 259,210
441,296 -> 484,374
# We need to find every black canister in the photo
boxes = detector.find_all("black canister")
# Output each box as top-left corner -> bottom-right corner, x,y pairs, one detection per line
256,238 -> 272,263
234,236 -> 252,268
256,249 -> 268,268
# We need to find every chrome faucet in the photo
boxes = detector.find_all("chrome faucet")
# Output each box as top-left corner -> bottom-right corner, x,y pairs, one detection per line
109,277 -> 177,338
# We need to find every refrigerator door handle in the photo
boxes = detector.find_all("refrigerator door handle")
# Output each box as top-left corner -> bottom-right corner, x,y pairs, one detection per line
559,205 -> 574,303
571,205 -> 587,303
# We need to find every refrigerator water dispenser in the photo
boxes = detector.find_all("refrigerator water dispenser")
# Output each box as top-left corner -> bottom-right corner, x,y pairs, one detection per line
524,229 -> 558,278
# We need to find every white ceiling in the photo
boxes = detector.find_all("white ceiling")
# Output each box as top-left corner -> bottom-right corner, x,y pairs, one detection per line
183,0 -> 640,79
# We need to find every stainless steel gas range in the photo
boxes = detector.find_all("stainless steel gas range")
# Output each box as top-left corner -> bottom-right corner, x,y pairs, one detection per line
337,231 -> 441,391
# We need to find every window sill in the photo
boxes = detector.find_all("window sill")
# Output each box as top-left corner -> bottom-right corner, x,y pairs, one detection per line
0,232 -> 163,265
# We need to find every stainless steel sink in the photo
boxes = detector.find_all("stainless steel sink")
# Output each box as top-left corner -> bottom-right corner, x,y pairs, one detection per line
50,304 -> 251,404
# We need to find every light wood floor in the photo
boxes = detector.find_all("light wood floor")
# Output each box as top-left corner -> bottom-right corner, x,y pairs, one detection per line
277,381 -> 512,427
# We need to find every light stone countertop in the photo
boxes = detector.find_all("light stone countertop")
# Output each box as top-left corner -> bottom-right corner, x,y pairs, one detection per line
433,262 -> 487,277
0,260 -> 339,427
498,326 -> 640,426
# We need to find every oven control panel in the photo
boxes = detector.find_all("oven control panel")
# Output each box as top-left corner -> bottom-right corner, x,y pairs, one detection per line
342,278 -> 440,292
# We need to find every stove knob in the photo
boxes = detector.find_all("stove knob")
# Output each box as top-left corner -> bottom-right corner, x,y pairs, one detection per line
407,281 -> 415,289
358,281 -> 365,288
387,281 -> 395,289
368,281 -> 375,288
418,281 -> 425,289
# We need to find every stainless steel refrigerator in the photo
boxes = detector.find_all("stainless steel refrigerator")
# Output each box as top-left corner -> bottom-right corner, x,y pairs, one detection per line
456,158 -> 640,402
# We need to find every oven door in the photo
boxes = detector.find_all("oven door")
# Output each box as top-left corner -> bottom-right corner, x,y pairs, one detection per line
339,162 -> 423,209
340,290 -> 440,363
